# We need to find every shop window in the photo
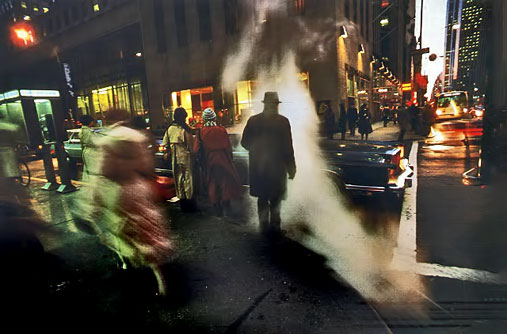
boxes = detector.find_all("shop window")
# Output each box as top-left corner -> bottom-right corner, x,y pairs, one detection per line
235,80 -> 254,123
131,82 -> 144,114
77,95 -> 90,116
170,86 -> 214,121
347,73 -> 355,98
90,81 -> 144,117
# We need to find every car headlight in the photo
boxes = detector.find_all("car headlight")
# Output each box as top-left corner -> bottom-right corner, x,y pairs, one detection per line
436,109 -> 443,116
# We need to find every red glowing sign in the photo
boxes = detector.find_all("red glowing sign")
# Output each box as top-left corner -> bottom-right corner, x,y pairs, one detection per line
381,0 -> 390,8
10,22 -> 36,47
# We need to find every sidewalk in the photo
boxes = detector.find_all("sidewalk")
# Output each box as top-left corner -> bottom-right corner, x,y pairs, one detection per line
332,121 -> 425,142
24,181 -> 386,332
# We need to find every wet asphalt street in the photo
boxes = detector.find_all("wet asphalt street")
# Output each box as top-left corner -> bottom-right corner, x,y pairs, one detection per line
9,120 -> 507,333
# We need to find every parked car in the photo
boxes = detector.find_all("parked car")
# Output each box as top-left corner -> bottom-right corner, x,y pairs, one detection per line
63,128 -> 172,176
228,133 -> 413,199
320,140 -> 413,199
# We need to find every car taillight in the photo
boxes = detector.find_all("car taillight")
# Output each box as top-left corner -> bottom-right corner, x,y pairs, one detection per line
391,152 -> 401,168
388,168 -> 397,183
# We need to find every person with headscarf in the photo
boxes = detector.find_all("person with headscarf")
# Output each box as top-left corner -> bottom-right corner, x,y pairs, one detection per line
193,108 -> 242,216
241,92 -> 296,237
162,107 -> 196,212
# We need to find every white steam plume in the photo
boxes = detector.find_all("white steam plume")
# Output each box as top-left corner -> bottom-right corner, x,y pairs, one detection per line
221,0 -> 425,304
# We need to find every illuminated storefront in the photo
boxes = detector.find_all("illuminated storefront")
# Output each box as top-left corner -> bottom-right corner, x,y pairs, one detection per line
345,64 -> 370,108
77,81 -> 144,119
232,73 -> 309,124
170,86 -> 214,124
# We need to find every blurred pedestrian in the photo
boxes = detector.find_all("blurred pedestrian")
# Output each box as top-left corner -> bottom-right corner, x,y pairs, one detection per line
382,106 -> 390,127
241,92 -> 296,237
346,101 -> 358,136
322,102 -> 336,139
397,105 -> 411,142
409,103 -> 420,132
79,115 -> 97,180
162,107 -> 196,212
194,108 -> 242,217
338,102 -> 347,140
421,103 -> 436,136
358,103 -> 373,141
0,113 -> 29,204
75,109 -> 173,296
130,115 -> 158,154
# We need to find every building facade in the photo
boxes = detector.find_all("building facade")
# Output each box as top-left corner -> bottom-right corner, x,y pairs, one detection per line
444,0 -> 487,97
1,0 -> 406,134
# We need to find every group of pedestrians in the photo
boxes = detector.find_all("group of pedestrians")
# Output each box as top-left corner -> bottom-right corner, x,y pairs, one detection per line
162,106 -> 242,216
72,91 -> 297,298
322,101 -> 373,140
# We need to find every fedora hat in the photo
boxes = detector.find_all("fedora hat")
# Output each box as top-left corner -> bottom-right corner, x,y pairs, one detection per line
262,91 -> 282,104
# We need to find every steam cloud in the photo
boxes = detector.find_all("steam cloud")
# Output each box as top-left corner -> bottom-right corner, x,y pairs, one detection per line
222,0 -> 425,304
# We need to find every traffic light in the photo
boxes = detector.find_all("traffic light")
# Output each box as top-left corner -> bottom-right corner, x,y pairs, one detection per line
10,22 -> 36,47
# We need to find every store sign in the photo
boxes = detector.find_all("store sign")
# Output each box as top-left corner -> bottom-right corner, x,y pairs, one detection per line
378,88 -> 389,93
63,63 -> 75,97
20,89 -> 60,97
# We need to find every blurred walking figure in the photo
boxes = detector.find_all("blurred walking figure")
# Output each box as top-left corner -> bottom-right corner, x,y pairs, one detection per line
0,113 -> 30,204
322,102 -> 336,139
74,109 -> 172,296
346,101 -> 358,136
397,105 -> 411,142
241,92 -> 296,237
79,115 -> 97,180
338,102 -> 347,140
162,107 -> 196,212
193,108 -> 242,217
358,103 -> 373,141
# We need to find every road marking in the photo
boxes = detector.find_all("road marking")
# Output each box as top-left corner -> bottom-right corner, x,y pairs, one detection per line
391,141 -> 506,284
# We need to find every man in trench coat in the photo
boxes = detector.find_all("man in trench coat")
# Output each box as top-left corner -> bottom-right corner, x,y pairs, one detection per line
241,92 -> 296,236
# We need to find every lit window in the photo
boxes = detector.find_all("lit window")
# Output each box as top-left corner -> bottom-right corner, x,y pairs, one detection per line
23,15 -> 30,21
33,5 -> 39,12
380,18 -> 389,27
43,7 -> 49,13
93,4 -> 100,12
21,1 -> 27,9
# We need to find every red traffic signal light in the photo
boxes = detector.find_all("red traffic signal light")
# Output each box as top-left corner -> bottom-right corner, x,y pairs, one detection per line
10,22 -> 36,47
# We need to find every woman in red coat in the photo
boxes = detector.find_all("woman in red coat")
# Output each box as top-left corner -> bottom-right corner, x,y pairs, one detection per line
194,108 -> 242,216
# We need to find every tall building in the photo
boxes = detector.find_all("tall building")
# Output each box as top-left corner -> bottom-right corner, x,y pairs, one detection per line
444,0 -> 487,95
371,0 -> 416,108
0,0 -> 388,139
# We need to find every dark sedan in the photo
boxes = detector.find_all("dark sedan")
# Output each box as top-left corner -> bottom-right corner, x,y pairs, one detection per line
228,133 -> 413,199
320,140 -> 413,199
